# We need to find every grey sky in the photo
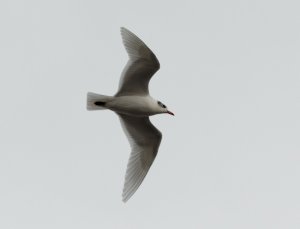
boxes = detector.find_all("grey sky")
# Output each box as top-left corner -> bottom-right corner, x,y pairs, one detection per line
0,0 -> 299,228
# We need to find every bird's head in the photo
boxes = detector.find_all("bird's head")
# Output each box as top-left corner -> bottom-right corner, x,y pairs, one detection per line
157,101 -> 174,116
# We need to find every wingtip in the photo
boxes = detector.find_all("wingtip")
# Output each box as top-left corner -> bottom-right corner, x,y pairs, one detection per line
122,190 -> 131,203
120,27 -> 128,33
120,27 -> 129,38
122,194 -> 130,203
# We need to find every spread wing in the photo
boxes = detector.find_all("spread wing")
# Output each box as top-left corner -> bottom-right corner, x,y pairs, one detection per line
118,114 -> 162,202
115,27 -> 160,97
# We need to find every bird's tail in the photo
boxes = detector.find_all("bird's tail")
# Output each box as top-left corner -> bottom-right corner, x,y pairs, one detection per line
86,92 -> 112,110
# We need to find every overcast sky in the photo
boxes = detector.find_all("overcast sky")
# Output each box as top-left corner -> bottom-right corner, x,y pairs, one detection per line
0,0 -> 299,228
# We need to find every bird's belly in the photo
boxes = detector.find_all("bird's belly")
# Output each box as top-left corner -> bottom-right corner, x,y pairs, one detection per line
107,96 -> 155,117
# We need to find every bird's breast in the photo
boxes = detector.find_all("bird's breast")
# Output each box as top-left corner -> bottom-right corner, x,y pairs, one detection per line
107,96 -> 156,117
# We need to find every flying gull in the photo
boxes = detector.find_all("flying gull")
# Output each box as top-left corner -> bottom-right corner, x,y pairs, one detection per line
87,27 -> 174,202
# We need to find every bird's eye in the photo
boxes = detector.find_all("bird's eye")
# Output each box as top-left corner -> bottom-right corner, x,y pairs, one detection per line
157,101 -> 166,108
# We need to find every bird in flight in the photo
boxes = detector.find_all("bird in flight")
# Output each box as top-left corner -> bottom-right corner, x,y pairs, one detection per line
87,27 -> 174,202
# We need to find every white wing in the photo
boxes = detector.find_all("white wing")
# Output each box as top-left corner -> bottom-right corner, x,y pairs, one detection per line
118,114 -> 162,202
115,27 -> 160,96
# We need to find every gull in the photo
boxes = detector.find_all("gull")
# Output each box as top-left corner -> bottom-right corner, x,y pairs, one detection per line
87,27 -> 174,202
